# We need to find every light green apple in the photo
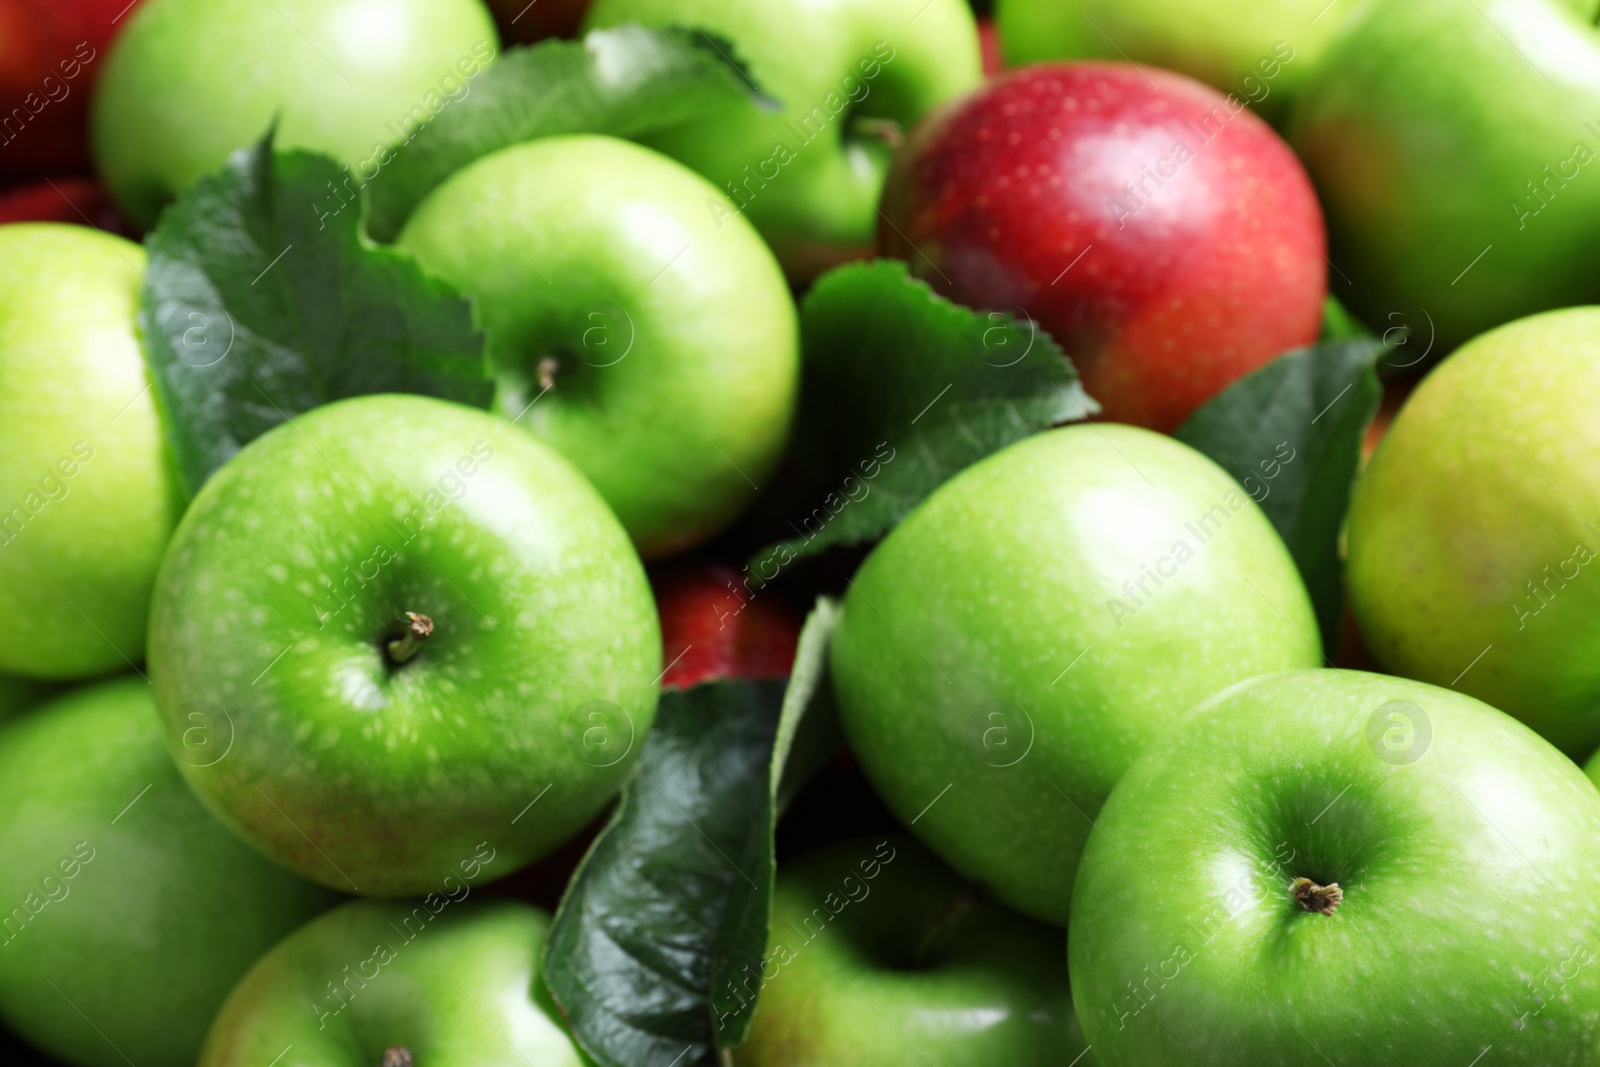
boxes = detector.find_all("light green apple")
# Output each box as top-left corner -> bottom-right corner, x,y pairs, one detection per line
1071,669 -> 1600,1065
91,0 -> 500,227
1290,0 -> 1600,352
0,223 -> 181,680
0,677 -> 338,1067
201,898 -> 585,1066
583,0 -> 982,280
148,394 -> 661,896
733,836 -> 1084,1066
397,134 -> 799,559
995,0 -> 1362,124
1348,306 -> 1600,759
829,424 -> 1321,925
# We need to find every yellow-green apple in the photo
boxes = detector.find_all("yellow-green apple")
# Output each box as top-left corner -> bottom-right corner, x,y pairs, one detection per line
1348,306 -> 1600,758
733,835 -> 1085,1065
200,898 -> 585,1066
583,0 -> 983,280
830,423 -> 1321,924
1290,0 -> 1600,352
148,394 -> 661,895
91,0 -> 500,226
1072,669 -> 1600,1065
0,678 -> 337,1067
398,135 -> 799,559
994,0 -> 1362,124
0,223 -> 180,679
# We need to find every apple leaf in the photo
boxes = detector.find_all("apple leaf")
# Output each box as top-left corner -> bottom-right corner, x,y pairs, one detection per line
365,26 -> 771,241
1175,338 -> 1388,653
748,260 -> 1095,573
142,135 -> 493,496
1320,294 -> 1373,342
772,599 -> 844,817
545,599 -> 842,1067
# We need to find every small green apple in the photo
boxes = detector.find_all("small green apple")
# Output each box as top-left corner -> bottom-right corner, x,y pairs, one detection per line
733,836 -> 1084,1066
994,0 -> 1357,124
1290,0 -> 1600,350
200,898 -> 585,1066
397,134 -> 799,559
830,424 -> 1320,925
1071,669 -> 1600,1065
583,0 -> 982,279
1348,307 -> 1600,759
0,677 -> 338,1067
148,394 -> 661,895
0,223 -> 180,680
91,0 -> 500,227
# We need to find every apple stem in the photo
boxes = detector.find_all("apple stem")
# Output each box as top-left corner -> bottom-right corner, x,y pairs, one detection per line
386,612 -> 434,666
913,884 -> 984,967
852,115 -> 905,151
381,1048 -> 413,1067
1290,877 -> 1343,915
537,357 -> 559,392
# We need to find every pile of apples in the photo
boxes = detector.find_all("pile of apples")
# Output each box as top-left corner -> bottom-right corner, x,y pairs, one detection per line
6,0 -> 1600,1064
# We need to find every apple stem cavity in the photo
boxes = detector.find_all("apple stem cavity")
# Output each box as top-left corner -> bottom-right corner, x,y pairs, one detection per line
913,884 -> 984,967
381,1048 -> 413,1067
385,612 -> 434,666
1290,876 -> 1344,916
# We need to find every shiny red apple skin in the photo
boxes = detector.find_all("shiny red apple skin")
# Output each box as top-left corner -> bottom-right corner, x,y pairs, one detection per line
651,561 -> 802,690
484,0 -> 590,43
879,62 -> 1326,432
0,175 -> 134,234
0,0 -> 139,177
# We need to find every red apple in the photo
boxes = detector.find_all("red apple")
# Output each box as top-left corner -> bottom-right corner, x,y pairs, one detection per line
651,560 -> 803,690
879,62 -> 1326,432
483,0 -> 590,44
0,174 -> 133,234
0,0 -> 139,178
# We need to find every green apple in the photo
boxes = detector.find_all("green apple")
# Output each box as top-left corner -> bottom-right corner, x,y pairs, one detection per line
830,424 -> 1320,925
1347,307 -> 1600,759
0,223 -> 181,680
1071,668 -> 1600,1065
583,0 -> 982,280
397,134 -> 799,559
148,394 -> 661,895
994,0 -> 1360,124
1290,0 -> 1600,352
200,898 -> 584,1066
733,836 -> 1084,1066
0,677 -> 338,1067
91,0 -> 500,227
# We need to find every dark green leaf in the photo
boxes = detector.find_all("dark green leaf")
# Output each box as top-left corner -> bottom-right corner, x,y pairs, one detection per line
365,26 -> 771,241
749,261 -> 1095,573
545,600 -> 841,1067
1176,338 -> 1388,652
142,135 -> 491,495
